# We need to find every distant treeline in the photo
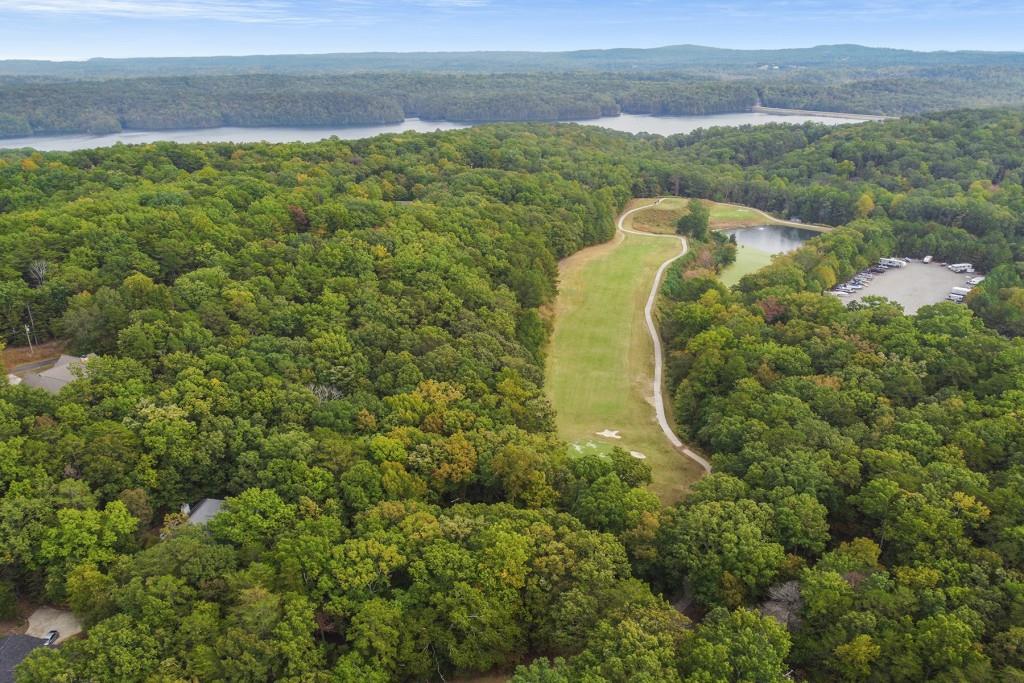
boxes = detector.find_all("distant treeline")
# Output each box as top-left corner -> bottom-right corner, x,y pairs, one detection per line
4,44 -> 1024,77
0,74 -> 758,138
3,65 -> 1024,138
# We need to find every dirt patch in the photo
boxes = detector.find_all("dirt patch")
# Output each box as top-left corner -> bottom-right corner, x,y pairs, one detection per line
26,607 -> 82,644
452,674 -> 512,683
3,339 -> 67,372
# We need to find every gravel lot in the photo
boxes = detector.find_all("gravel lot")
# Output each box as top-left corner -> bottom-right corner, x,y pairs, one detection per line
836,261 -> 975,314
26,607 -> 81,644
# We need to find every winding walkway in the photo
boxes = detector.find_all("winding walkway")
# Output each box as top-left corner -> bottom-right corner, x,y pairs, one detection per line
618,201 -> 712,473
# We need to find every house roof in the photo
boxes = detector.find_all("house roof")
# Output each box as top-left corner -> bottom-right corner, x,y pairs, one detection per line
19,373 -> 66,393
18,355 -> 93,394
0,635 -> 46,683
38,356 -> 85,382
187,498 -> 225,525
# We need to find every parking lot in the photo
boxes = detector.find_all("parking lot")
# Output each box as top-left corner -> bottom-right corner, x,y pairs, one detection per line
834,261 -> 976,314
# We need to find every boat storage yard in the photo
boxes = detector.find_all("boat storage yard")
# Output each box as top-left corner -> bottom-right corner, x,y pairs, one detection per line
831,258 -> 984,314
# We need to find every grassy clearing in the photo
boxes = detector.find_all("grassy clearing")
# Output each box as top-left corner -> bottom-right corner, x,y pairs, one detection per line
623,198 -> 679,234
547,207 -> 704,504
708,202 -> 778,228
628,198 -> 786,235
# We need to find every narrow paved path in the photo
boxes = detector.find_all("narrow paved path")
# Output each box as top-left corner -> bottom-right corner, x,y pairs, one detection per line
8,357 -> 59,375
618,201 -> 712,473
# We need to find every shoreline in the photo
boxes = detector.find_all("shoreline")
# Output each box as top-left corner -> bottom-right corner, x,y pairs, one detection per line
751,105 -> 894,121
0,110 -> 879,151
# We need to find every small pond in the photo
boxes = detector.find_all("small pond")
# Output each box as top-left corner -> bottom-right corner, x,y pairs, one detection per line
721,225 -> 820,254
717,225 -> 821,287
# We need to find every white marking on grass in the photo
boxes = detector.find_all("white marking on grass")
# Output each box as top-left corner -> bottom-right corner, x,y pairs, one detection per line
630,451 -> 647,460
596,429 -> 622,439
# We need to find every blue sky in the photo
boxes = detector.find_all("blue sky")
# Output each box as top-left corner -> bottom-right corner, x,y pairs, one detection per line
0,1 -> 1019,60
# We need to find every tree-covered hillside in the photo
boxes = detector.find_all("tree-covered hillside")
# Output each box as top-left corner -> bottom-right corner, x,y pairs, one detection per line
1,111 -> 1024,680
0,74 -> 757,138
3,44 -> 1024,138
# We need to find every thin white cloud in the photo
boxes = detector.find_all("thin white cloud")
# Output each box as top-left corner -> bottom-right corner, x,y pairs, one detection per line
702,0 -> 1024,21
0,0 -> 302,23
0,0 -> 490,24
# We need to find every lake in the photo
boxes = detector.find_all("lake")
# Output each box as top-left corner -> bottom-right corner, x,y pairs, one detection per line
0,112 -> 857,152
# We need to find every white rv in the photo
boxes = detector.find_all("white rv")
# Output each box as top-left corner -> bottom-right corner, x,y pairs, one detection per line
948,263 -> 973,273
879,257 -> 907,268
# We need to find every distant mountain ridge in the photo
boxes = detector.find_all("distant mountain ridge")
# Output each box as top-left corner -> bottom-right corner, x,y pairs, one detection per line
3,44 -> 1024,78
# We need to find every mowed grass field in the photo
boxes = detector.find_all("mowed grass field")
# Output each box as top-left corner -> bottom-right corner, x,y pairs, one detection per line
546,197 -> 797,503
707,202 -> 775,227
546,201 -> 705,504
627,198 -> 788,233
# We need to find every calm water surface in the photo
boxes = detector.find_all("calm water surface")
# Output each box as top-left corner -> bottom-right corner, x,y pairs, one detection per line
0,112 -> 855,151
568,112 -> 852,135
722,225 -> 820,254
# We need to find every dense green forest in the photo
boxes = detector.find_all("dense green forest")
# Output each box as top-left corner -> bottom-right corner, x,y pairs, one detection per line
2,110 -> 1024,680
3,44 -> 1024,138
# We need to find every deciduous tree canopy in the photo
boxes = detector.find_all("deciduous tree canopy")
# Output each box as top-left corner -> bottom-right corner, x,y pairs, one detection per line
1,109 -> 1024,680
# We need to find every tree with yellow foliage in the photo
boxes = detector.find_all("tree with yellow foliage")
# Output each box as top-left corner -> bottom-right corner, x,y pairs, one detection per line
855,192 -> 875,218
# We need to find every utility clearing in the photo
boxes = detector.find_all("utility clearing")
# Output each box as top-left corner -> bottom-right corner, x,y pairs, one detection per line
546,199 -> 707,504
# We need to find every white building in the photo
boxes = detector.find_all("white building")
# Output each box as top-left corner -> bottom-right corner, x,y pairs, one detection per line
183,498 -> 225,525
